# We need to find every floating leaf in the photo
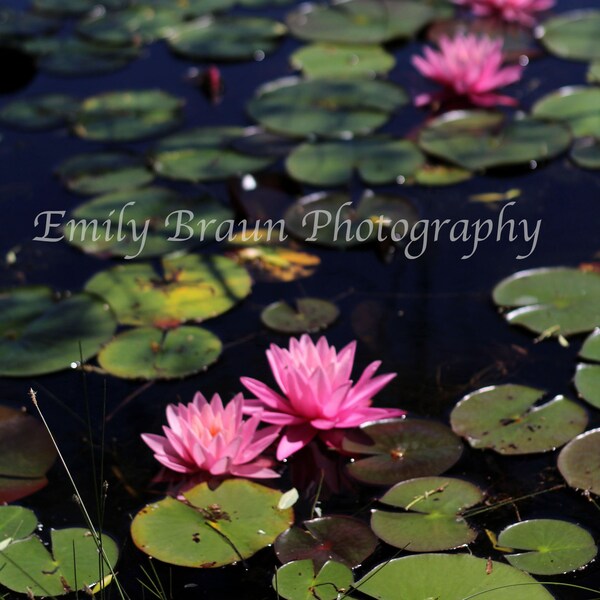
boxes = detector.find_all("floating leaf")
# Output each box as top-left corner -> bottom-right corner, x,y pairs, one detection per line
284,191 -> 420,247
540,10 -> 600,62
168,16 -> 286,60
355,553 -> 554,599
412,163 -> 472,186
575,329 -> 600,409
85,255 -> 251,327
0,506 -> 38,542
493,267 -> 600,336
588,61 -> 600,84
273,559 -> 353,600
0,287 -> 117,377
98,326 -> 222,380
74,90 -> 183,143
230,247 -> 320,282
532,86 -> 600,138
0,94 -> 78,130
450,384 -> 588,455
261,299 -> 339,334
144,0 -> 236,16
571,138 -> 600,169
150,127 -> 274,182
371,476 -> 483,552
290,43 -> 395,79
343,418 -> 463,486
0,528 -> 118,596
498,519 -> 597,575
64,186 -> 233,258
33,0 -> 129,15
275,516 -> 377,569
558,428 -> 600,495
286,0 -> 436,44
286,139 -> 425,186
0,8 -> 58,40
131,479 -> 294,567
0,406 -> 56,503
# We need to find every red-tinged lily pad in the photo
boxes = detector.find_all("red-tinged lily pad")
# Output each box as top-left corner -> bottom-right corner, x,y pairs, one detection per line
450,384 -> 588,455
274,516 -> 377,569
343,418 -> 463,486
557,428 -> 600,495
0,406 -> 56,503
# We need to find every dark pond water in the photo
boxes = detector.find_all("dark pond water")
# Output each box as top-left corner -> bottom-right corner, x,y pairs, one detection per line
0,0 -> 599,597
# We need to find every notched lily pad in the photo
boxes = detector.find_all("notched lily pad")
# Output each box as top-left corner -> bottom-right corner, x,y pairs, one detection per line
273,559 -> 353,600
558,428 -> 600,495
0,94 -> 78,130
261,298 -> 339,334
450,384 -> 588,455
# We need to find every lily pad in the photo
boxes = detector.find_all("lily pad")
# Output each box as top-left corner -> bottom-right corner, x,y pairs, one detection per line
286,0 -> 436,44
0,94 -> 78,130
64,186 -> 233,258
168,16 -> 286,60
0,506 -> 38,542
0,8 -> 58,41
275,516 -> 377,569
33,0 -> 129,15
539,10 -> 600,61
56,152 -> 154,195
74,90 -> 183,143
571,138 -> 600,169
588,61 -> 600,84
371,476 -> 483,552
532,87 -> 600,138
0,528 -> 119,596
284,191 -> 420,248
0,287 -> 117,377
131,479 -> 294,567
498,519 -> 597,575
575,329 -> 600,409
343,419 -> 463,486
492,267 -> 600,336
273,560 -> 353,600
418,111 -> 571,171
557,428 -> 600,495
355,553 -> 554,599
0,406 -> 56,504
97,326 -> 222,380
261,299 -> 339,334
150,127 -> 274,182
286,138 -> 425,186
450,384 -> 588,455
290,43 -> 395,79
229,247 -> 320,282
145,0 -> 236,16
85,254 -> 251,327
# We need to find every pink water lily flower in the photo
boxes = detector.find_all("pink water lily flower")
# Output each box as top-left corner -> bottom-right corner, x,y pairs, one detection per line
412,34 -> 524,108
141,392 -> 280,479
241,335 -> 403,460
453,0 -> 554,26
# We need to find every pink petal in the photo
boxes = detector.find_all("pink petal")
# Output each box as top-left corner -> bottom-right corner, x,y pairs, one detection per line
276,423 -> 317,460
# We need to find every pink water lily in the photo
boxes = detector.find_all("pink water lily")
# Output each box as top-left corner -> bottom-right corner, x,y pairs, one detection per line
141,392 -> 280,479
241,335 -> 403,460
412,34 -> 524,108
453,0 -> 554,26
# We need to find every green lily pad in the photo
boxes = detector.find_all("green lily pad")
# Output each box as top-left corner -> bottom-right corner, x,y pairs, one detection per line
574,329 -> 600,409
98,325 -> 222,380
290,43 -> 395,79
284,191 -> 419,248
274,516 -> 377,569
412,163 -> 472,186
343,419 -> 464,486
144,0 -> 236,16
450,384 -> 588,455
273,560 -> 353,600
498,519 -> 597,575
355,553 -> 554,599
0,287 -> 117,377
85,254 -> 251,327
493,267 -> 600,336
0,8 -> 58,41
56,152 -> 153,195
261,299 -> 339,334
0,94 -> 78,130
0,406 -> 56,504
168,16 -> 286,60
74,90 -> 183,143
419,111 -> 571,171
371,476 -> 483,552
0,506 -> 38,542
64,186 -> 233,258
0,528 -> 119,596
150,127 -> 274,183
540,10 -> 600,61
33,0 -> 129,15
286,0 -> 436,44
286,138 -> 425,186
571,138 -> 600,169
588,61 -> 600,84
532,87 -> 600,138
247,77 -> 407,138
239,0 -> 292,6
558,428 -> 600,495
131,479 -> 294,568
